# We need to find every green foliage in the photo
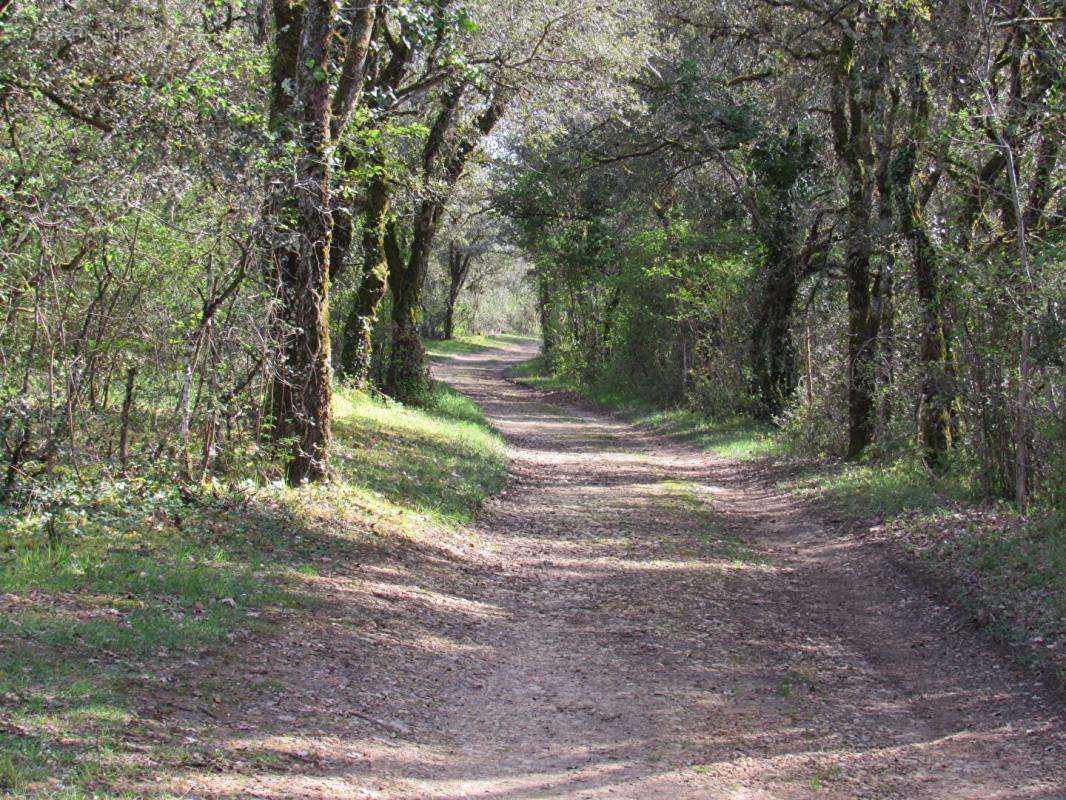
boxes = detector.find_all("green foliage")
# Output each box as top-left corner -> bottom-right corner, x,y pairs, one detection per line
0,383 -> 506,796
507,152 -> 758,411
424,333 -> 535,359
513,354 -> 777,461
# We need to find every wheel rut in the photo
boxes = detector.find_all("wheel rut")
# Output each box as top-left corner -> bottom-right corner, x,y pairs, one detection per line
180,341 -> 1064,800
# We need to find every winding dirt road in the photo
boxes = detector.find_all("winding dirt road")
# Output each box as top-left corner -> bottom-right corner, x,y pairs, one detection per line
180,340 -> 1063,799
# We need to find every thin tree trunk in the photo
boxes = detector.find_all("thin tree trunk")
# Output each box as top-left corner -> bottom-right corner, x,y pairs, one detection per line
750,246 -> 800,420
177,329 -> 205,479
997,127 -> 1033,510
873,97 -> 897,440
443,243 -> 473,341
899,184 -> 952,468
538,273 -> 555,358
384,87 -> 509,402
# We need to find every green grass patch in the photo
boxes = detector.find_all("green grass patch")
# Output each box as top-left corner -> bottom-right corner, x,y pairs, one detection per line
657,480 -> 764,564
0,379 -> 506,797
808,763 -> 842,791
332,382 -> 506,529
513,356 -> 777,461
787,458 -> 972,519
424,333 -> 537,360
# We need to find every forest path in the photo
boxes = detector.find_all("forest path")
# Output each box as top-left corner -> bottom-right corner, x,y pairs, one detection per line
179,341 -> 1063,799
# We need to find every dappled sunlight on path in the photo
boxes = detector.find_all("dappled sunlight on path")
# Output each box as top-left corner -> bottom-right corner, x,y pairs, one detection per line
170,340 -> 1063,800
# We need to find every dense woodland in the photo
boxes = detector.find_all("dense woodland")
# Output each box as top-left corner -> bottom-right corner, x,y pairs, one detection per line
0,1 -> 1064,794
0,0 -> 1062,506
501,2 -> 1064,510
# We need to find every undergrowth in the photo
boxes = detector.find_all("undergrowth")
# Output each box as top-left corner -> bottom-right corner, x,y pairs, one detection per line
0,381 -> 505,797
512,356 -> 778,461
424,333 -> 537,360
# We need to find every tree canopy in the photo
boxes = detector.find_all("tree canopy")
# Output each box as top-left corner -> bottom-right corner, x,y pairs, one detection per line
0,0 -> 1062,506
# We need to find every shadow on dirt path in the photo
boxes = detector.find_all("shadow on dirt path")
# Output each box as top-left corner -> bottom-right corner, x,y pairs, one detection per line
174,340 -> 1063,800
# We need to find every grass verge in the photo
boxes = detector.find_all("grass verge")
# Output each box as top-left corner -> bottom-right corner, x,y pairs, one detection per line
0,381 -> 505,797
424,333 -> 538,360
511,356 -> 778,461
786,460 -> 1063,682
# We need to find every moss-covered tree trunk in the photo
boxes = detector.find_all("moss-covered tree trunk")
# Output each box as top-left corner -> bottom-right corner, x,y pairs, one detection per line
267,0 -> 334,484
893,51 -> 953,469
385,201 -> 439,400
339,177 -> 391,386
843,201 -> 879,461
383,87 -> 509,402
830,20 -> 884,460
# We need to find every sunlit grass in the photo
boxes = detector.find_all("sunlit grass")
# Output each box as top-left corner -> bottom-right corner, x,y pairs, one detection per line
786,458 -> 970,518
0,380 -> 506,797
512,355 -> 777,461
424,333 -> 537,360
332,382 -> 506,530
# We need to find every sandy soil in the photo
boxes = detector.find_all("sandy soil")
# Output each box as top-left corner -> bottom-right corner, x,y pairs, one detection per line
166,340 -> 1064,800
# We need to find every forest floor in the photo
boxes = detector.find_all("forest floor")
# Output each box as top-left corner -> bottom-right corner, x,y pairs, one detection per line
5,339 -> 1063,798
165,338 -> 1062,799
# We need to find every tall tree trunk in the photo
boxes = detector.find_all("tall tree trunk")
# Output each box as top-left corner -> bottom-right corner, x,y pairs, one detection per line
118,366 -> 136,473
443,297 -> 457,341
268,0 -> 335,484
750,247 -> 799,420
893,25 -> 953,469
843,197 -> 879,460
385,201 -> 439,400
384,87 -> 509,401
537,272 -> 556,358
746,129 -> 817,419
264,0 -> 301,453
443,242 -> 473,340
873,91 -> 898,440
339,177 -> 392,385
830,19 -> 884,460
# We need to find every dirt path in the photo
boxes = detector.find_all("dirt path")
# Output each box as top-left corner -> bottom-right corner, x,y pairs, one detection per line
176,341 -> 1063,799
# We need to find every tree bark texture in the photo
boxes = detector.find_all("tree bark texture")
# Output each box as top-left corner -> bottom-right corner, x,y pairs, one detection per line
893,53 -> 953,469
385,88 -> 509,401
268,0 -> 335,484
830,20 -> 884,460
339,177 -> 392,386
443,242 -> 474,340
